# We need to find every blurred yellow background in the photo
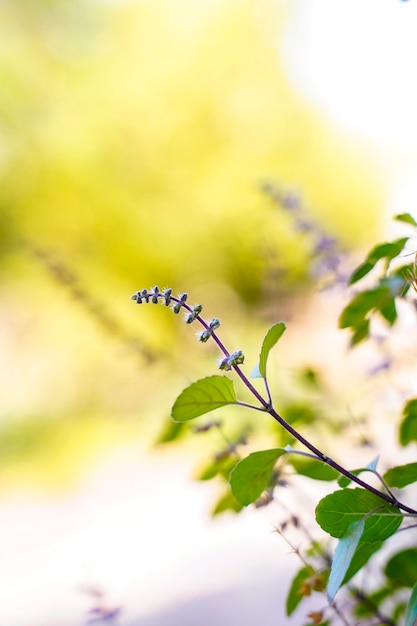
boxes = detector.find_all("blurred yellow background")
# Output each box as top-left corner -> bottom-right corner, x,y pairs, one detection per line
1,2 -> 403,624
0,0 -> 384,490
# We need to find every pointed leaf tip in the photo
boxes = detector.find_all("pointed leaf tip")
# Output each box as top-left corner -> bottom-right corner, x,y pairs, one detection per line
256,322 -> 286,379
327,519 -> 364,603
394,213 -> 417,228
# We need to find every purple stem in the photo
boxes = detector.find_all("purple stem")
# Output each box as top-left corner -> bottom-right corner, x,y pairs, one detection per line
142,292 -> 417,516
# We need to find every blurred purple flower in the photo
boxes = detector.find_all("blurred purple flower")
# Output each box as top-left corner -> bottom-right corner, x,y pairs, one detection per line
261,181 -> 348,288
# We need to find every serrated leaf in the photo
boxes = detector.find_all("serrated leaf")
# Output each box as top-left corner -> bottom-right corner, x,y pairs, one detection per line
394,213 -> 417,227
315,489 -> 402,542
230,448 -> 287,505
385,548 -> 417,588
171,376 -> 236,422
383,463 -> 417,488
400,399 -> 417,446
286,566 -> 312,615
327,519 -> 365,603
405,581 -> 417,626
254,322 -> 286,379
289,456 -> 339,481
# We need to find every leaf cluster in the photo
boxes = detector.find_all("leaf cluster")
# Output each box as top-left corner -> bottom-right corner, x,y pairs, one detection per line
339,213 -> 417,346
133,217 -> 417,625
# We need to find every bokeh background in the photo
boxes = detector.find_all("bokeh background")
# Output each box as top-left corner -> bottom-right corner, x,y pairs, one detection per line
1,1 -> 416,624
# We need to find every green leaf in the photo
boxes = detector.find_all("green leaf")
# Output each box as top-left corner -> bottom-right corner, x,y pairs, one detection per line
350,319 -> 370,346
171,376 -> 236,422
289,456 -> 339,481
339,284 -> 400,346
286,566 -> 312,615
253,322 -> 286,379
339,288 -> 385,329
338,456 -> 379,488
370,238 -> 409,263
197,456 -> 239,481
383,463 -> 417,488
315,489 -> 402,542
230,448 -> 287,505
282,403 -> 317,426
297,366 -> 323,389
385,549 -> 417,588
394,213 -> 417,227
154,418 -> 186,444
405,581 -> 417,626
327,519 -> 365,603
349,261 -> 376,285
211,489 -> 243,516
379,295 -> 397,325
393,601 -> 408,624
400,399 -> 417,446
349,238 -> 408,285
354,585 -> 392,617
343,540 -> 383,585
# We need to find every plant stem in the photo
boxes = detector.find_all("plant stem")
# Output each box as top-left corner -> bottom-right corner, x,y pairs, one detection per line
141,291 -> 417,517
196,313 -> 417,515
233,361 -> 417,515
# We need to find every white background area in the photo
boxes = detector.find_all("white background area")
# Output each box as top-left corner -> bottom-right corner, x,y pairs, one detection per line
0,445 -> 311,626
282,0 -> 417,219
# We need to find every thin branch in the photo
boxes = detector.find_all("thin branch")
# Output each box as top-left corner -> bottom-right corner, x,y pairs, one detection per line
131,289 -> 417,516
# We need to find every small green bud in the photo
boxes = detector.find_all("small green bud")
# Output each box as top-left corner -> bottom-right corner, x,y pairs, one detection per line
185,304 -> 203,324
209,318 -> 220,330
141,289 -> 150,303
163,288 -> 172,306
151,286 -> 160,304
179,292 -> 188,303
172,302 -> 182,314
199,329 -> 212,342
130,291 -> 142,303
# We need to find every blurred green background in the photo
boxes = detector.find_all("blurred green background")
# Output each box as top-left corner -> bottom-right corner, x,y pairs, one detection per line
0,0 -> 383,491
